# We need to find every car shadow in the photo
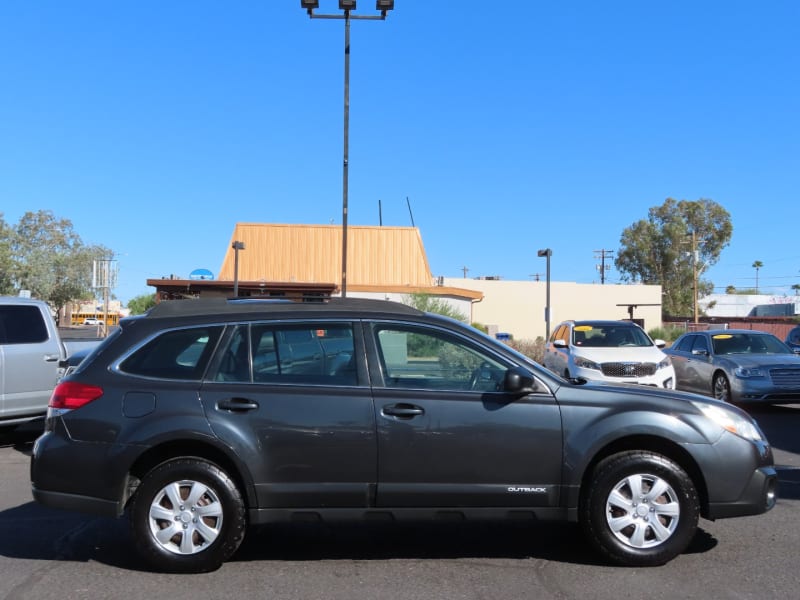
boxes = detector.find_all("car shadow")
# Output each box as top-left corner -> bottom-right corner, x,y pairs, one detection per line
0,497 -> 720,571
0,420 -> 43,454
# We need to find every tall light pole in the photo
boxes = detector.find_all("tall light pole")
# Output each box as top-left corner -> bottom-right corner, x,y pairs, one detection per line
300,1 -> 395,297
538,249 -> 552,340
232,241 -> 245,297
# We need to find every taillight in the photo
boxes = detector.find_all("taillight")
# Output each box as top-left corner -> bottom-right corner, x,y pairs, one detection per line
49,382 -> 104,410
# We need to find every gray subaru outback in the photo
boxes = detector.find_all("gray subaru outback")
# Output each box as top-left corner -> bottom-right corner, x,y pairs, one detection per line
31,298 -> 777,572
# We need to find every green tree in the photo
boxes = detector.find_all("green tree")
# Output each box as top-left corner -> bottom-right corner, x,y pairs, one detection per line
752,260 -> 763,293
9,210 -> 113,315
615,198 -> 732,317
128,293 -> 157,315
403,292 -> 468,322
0,213 -> 14,294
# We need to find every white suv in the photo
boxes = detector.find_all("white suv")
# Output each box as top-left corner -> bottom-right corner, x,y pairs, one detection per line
544,320 -> 675,389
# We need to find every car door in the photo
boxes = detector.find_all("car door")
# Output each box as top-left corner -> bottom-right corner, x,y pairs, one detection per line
367,321 -> 562,508
668,335 -> 695,392
199,320 -> 376,510
687,334 -> 716,394
0,304 -> 62,420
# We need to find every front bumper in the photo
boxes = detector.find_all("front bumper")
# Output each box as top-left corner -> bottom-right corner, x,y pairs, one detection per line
573,365 -> 676,389
706,465 -> 778,519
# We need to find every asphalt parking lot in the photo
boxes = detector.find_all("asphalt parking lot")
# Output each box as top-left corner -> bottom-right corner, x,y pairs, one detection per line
1,405 -> 798,600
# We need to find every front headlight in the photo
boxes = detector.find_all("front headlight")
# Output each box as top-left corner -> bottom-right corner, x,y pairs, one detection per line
734,366 -> 765,378
573,355 -> 601,371
657,356 -> 672,369
691,401 -> 763,441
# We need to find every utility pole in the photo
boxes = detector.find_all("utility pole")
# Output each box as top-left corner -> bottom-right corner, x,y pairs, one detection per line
691,230 -> 699,324
461,266 -> 470,278
593,249 -> 614,284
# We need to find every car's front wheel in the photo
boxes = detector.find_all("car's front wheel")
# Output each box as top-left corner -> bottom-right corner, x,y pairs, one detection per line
713,372 -> 731,402
129,458 -> 246,573
581,451 -> 699,566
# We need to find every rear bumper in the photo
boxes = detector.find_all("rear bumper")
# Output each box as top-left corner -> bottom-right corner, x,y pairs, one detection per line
706,466 -> 778,519
31,486 -> 124,518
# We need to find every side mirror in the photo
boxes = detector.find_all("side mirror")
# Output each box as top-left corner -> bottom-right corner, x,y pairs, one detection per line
504,368 -> 536,395
553,339 -> 567,348
654,339 -> 667,349
691,349 -> 709,357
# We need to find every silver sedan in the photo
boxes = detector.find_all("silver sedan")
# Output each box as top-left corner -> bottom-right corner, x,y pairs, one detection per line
664,329 -> 800,403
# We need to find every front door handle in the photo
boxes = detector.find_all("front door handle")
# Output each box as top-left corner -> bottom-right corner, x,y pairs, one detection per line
382,403 -> 425,419
217,398 -> 259,412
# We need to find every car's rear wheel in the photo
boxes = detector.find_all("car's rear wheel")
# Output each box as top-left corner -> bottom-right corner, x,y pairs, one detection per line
581,451 -> 699,566
130,458 -> 246,573
713,372 -> 731,402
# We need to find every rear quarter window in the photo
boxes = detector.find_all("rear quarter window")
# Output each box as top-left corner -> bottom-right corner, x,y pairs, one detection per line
118,326 -> 223,380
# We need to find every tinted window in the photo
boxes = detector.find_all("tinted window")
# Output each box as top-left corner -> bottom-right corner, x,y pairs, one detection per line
374,325 -> 507,392
672,335 -> 694,352
690,335 -> 710,354
119,326 -> 223,380
213,323 -> 357,385
0,305 -> 49,344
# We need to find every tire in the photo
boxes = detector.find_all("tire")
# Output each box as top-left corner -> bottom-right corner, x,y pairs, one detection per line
581,451 -> 699,567
713,373 -> 731,402
129,458 -> 246,573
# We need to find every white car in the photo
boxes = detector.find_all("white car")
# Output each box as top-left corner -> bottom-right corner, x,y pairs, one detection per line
82,318 -> 101,325
543,320 -> 676,389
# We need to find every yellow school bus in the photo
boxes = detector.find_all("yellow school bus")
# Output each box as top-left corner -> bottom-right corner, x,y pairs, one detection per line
70,312 -> 120,327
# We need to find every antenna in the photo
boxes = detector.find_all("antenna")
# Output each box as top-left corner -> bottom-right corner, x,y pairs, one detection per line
378,199 -> 383,226
406,196 -> 415,227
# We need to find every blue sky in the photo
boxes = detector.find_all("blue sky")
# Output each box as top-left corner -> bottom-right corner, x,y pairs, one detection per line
1,1 -> 798,305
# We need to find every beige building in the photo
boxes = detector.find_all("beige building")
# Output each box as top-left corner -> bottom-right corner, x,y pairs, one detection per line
442,277 -> 664,341
152,222 -> 664,341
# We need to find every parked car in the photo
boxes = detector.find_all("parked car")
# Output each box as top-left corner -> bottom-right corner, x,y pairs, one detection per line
786,325 -> 800,352
0,296 -> 101,428
665,329 -> 800,403
32,298 -> 776,572
543,320 -> 675,389
82,317 -> 102,325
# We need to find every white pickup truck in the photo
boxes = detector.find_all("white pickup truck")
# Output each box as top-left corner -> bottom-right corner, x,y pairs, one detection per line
0,296 -> 102,428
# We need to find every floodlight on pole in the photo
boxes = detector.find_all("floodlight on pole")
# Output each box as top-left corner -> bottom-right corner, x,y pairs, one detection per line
537,248 -> 552,340
299,0 -> 395,297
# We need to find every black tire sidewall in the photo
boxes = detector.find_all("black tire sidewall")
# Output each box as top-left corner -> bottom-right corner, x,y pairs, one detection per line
130,458 -> 246,573
582,451 -> 699,567
713,373 -> 730,400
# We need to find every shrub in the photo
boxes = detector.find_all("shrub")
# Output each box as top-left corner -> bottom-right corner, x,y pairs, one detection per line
505,337 -> 545,364
648,325 -> 685,344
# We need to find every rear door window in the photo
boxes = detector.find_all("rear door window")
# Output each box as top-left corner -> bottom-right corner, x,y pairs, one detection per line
211,322 -> 357,386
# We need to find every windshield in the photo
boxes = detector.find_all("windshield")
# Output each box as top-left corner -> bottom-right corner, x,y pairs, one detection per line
712,333 -> 793,355
572,324 -> 653,348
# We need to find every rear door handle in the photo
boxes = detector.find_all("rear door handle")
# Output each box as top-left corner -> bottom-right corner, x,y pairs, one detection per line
217,398 -> 259,412
44,354 -> 60,362
382,404 -> 425,419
